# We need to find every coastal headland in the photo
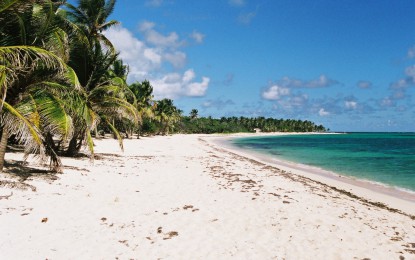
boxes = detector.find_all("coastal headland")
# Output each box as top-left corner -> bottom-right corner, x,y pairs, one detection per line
0,134 -> 414,259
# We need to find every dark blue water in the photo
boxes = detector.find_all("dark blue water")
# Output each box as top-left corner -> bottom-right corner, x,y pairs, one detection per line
232,133 -> 415,191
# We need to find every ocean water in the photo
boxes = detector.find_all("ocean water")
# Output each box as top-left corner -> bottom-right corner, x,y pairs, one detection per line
231,133 -> 415,192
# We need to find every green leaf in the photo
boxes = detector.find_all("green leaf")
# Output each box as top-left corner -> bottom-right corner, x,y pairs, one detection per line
2,101 -> 42,146
0,0 -> 19,13
103,117 -> 124,152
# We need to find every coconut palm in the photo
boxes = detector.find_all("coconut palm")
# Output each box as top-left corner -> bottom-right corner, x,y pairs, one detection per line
189,109 -> 198,119
108,58 -> 129,80
62,0 -> 139,156
128,80 -> 155,138
0,0 -> 81,172
154,99 -> 181,135
64,45 -> 138,155
65,0 -> 119,51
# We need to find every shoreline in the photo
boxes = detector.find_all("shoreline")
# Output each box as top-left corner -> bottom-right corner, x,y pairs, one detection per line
1,134 -> 415,258
205,132 -> 415,215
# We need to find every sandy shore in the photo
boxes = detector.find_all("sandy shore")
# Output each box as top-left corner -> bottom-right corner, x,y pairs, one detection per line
0,134 -> 414,259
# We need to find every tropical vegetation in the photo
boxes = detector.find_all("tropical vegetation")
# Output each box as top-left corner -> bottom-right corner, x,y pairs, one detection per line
179,116 -> 326,134
0,0 -> 327,173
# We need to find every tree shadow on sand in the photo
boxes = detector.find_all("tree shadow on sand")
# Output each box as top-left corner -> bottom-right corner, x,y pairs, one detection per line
3,160 -> 59,182
1,145 -> 113,192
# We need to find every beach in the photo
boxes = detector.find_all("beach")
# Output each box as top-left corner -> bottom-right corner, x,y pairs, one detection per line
0,134 -> 414,259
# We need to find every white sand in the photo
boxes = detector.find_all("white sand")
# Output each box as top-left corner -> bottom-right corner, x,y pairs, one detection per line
0,134 -> 414,259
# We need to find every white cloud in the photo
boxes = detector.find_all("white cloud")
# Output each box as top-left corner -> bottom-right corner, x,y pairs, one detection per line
261,85 -> 290,100
390,64 -> 415,89
290,94 -> 308,107
139,21 -> 155,31
357,80 -> 372,89
164,51 -> 186,68
229,0 -> 245,7
152,69 -> 209,99
145,0 -> 163,7
392,90 -> 406,100
319,108 -> 330,116
307,75 -> 338,88
183,69 -> 195,83
405,64 -> 415,81
186,77 -> 210,96
104,25 -> 210,99
389,64 -> 415,103
271,94 -> 308,114
379,97 -> 395,107
391,79 -> 408,89
104,26 -> 162,79
139,21 -> 184,49
277,75 -> 338,88
190,30 -> 205,44
345,101 -> 357,110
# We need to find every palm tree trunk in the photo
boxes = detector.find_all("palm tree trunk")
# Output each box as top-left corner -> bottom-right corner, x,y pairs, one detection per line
94,126 -> 99,139
0,128 -> 9,172
66,135 -> 78,157
136,126 -> 141,139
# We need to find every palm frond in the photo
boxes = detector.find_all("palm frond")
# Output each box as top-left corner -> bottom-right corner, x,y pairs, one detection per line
64,2 -> 89,26
0,45 -> 77,112
94,96 -> 139,123
99,20 -> 119,32
33,1 -> 55,44
0,45 -> 67,74
103,0 -> 116,20
102,116 -> 123,152
0,66 -> 7,111
65,66 -> 81,90
31,91 -> 73,140
98,33 -> 115,52
57,11 -> 91,48
15,12 -> 27,45
0,0 -> 20,14
49,28 -> 70,62
1,101 -> 44,155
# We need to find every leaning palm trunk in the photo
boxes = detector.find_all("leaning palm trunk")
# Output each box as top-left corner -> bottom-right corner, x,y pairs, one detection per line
66,130 -> 84,157
44,132 -> 62,172
0,128 -> 8,172
66,136 -> 78,157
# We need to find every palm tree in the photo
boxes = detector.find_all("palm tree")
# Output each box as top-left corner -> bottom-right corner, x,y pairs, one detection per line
108,58 -> 129,80
64,0 -> 138,156
189,109 -> 198,119
0,0 -> 80,172
64,46 -> 138,155
128,80 -> 155,138
154,99 -> 181,135
65,0 -> 119,50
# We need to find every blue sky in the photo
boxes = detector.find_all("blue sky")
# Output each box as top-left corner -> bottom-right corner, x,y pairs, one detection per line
79,0 -> 415,131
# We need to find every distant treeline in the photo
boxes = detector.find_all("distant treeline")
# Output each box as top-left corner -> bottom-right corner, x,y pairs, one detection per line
138,115 -> 327,135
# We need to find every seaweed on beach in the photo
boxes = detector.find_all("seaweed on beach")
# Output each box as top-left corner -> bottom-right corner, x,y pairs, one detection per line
206,140 -> 415,220
0,180 -> 36,191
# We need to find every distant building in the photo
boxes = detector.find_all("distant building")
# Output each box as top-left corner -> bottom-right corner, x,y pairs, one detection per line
254,128 -> 261,133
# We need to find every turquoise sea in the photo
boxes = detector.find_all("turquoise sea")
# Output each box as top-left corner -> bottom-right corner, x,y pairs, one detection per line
231,133 -> 415,192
